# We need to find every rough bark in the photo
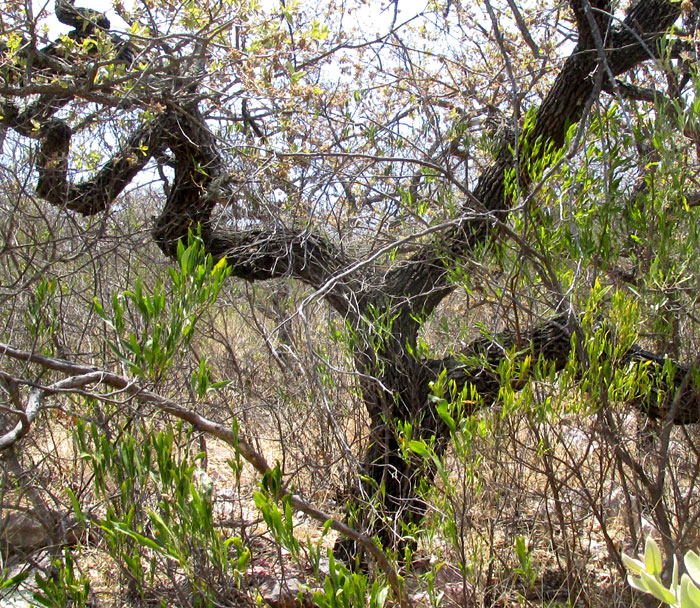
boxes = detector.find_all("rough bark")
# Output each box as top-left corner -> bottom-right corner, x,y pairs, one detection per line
380,0 -> 682,323
335,0 -> 689,561
438,316 -> 700,424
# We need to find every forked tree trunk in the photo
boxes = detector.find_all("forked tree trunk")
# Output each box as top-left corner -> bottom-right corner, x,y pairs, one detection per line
334,311 -> 700,566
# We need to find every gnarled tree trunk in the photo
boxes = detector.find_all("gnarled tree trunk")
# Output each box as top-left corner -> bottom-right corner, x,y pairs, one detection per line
4,0 -> 699,568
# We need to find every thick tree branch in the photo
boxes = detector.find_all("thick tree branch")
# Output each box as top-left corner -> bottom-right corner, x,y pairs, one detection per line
207,227 -> 356,314
381,0 -> 682,322
144,106 -> 359,314
569,0 -> 613,50
35,117 -> 161,214
24,96 -> 357,312
603,78 -> 665,103
433,316 -> 700,425
2,96 -> 72,139
55,0 -> 111,32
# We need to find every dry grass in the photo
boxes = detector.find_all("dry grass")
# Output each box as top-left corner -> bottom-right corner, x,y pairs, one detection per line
2,281 -> 699,608
3,389 -> 697,607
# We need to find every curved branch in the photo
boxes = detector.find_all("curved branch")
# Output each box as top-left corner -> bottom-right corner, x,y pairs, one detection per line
55,0 -> 110,32
432,316 -> 700,425
26,97 -> 357,313
380,0 -> 682,321
2,95 -> 72,139
145,107 -> 358,315
7,4 -> 358,318
35,117 -> 162,214
0,341 -> 406,605
0,373 -> 40,450
207,227 -> 356,315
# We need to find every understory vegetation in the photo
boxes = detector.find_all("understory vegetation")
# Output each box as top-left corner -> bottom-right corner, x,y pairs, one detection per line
2,0 -> 700,606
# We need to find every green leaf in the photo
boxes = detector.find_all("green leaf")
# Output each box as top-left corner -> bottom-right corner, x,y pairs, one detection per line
93,297 -> 108,321
673,555 -> 679,591
686,551 -> 700,586
110,522 -> 169,555
0,570 -> 29,589
66,488 -> 85,528
622,552 -> 646,575
645,537 -> 663,576
408,440 -> 429,456
682,574 -> 700,608
371,583 -> 390,608
639,570 -> 677,605
436,402 -> 456,434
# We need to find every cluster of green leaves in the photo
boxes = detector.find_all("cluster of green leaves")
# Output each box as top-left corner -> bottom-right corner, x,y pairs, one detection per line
624,538 -> 700,608
513,535 -> 536,589
570,283 -> 657,411
507,107 -> 568,199
494,76 -> 700,349
313,551 -> 390,608
63,419 -> 250,606
253,474 -> 392,608
34,550 -> 91,608
28,229 -> 398,607
28,233 -> 243,606
254,465 -> 301,558
24,277 -> 60,351
93,232 -> 230,381
398,373 -> 488,592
